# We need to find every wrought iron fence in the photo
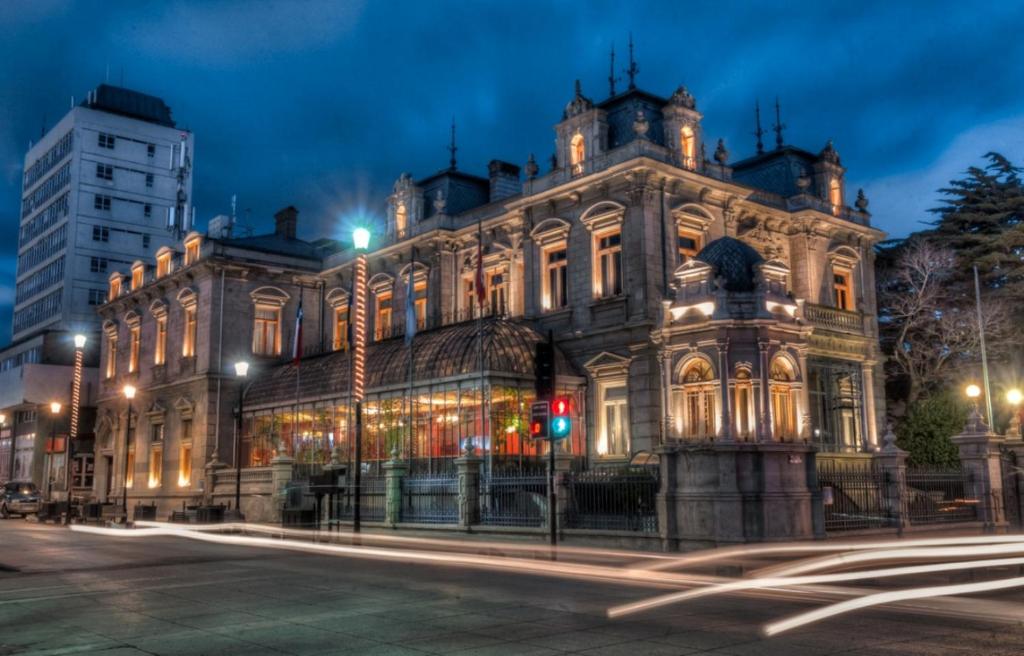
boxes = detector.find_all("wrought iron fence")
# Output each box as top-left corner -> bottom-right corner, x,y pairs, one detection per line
904,467 -> 979,525
817,460 -> 896,531
563,467 -> 659,533
400,474 -> 458,524
479,470 -> 548,527
333,476 -> 386,523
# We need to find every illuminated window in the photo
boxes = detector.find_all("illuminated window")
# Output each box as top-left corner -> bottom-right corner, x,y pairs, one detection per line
833,267 -> 854,311
395,203 -> 408,239
543,245 -> 568,311
829,178 -> 842,213
677,228 -> 702,262
184,237 -> 201,265
128,325 -> 140,372
105,333 -> 117,379
156,251 -> 172,278
487,271 -> 506,316
182,306 -> 197,357
463,275 -> 479,319
597,381 -> 629,457
125,446 -> 135,488
414,280 -> 427,329
108,277 -> 121,301
594,229 -> 622,298
332,307 -> 349,351
674,359 -> 716,439
770,358 -> 797,439
570,133 -> 585,175
680,125 -> 696,169
252,305 -> 281,356
131,266 -> 144,291
178,441 -> 192,487
733,368 -> 754,440
374,291 -> 392,341
148,443 -> 162,488
154,316 -> 167,365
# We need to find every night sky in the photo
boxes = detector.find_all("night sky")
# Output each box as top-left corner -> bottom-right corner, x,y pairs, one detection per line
2,0 -> 1023,344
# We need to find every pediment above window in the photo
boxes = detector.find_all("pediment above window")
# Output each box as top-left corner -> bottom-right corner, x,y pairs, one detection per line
583,351 -> 632,377
325,287 -> 350,309
579,201 -> 626,233
530,218 -> 571,245
149,299 -> 168,318
367,273 -> 394,294
176,286 -> 198,308
398,261 -> 430,284
250,286 -> 290,307
146,401 -> 167,422
124,310 -> 142,327
173,396 -> 195,419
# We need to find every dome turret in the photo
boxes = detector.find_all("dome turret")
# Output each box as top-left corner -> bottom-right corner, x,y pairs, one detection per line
695,237 -> 764,292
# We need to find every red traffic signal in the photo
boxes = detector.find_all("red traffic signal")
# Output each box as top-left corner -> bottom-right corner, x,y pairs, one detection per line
551,398 -> 570,416
550,397 -> 571,439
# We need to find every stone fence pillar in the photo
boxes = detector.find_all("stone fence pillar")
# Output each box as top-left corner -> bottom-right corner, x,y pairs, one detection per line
874,425 -> 909,533
383,452 -> 407,528
270,454 -> 294,523
553,451 -> 573,534
203,458 -> 227,506
952,409 -> 1007,531
455,447 -> 483,529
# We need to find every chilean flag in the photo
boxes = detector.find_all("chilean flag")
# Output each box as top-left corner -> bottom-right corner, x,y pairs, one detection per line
292,296 -> 303,365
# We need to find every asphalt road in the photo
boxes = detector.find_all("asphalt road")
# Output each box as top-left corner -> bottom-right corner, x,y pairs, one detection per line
1,522 -> 1023,656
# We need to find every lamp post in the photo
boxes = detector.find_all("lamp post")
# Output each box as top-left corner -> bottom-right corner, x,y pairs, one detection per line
1008,388 -> 1023,439
233,360 -> 249,517
46,401 -> 62,502
351,226 -> 370,533
121,385 -> 136,522
63,334 -> 86,524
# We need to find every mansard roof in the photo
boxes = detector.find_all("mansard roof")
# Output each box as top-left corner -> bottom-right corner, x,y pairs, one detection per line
217,233 -> 342,260
696,237 -> 765,292
731,146 -> 821,198
244,318 -> 578,407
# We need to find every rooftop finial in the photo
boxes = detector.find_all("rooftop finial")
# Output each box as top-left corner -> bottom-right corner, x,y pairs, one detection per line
773,97 -> 786,150
608,44 -> 619,97
625,33 -> 639,90
753,101 -> 765,155
448,117 -> 457,171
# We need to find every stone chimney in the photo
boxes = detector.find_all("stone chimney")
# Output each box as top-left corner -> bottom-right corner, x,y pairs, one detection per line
274,206 -> 298,239
488,160 -> 521,202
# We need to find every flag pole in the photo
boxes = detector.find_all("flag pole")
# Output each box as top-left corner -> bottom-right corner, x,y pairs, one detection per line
476,220 -> 488,477
405,246 -> 417,469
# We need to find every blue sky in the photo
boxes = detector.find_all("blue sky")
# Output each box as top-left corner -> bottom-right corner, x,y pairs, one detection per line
2,0 -> 1023,343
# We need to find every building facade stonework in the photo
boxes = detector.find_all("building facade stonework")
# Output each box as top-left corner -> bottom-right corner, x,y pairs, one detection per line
92,79 -> 885,521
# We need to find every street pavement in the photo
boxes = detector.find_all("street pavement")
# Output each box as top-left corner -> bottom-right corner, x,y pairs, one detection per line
1,521 -> 1023,655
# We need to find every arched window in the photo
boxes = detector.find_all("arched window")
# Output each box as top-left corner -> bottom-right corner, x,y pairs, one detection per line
570,133 -> 585,175
674,359 -> 717,439
829,178 -> 842,213
680,125 -> 696,169
733,368 -> 754,440
770,357 -> 797,439
395,202 -> 408,239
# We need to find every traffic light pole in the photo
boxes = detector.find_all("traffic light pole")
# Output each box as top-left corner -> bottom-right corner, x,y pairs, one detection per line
548,431 -> 556,547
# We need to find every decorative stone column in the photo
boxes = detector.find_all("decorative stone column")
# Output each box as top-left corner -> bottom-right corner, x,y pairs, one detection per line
383,449 -> 407,528
269,454 -> 295,523
874,425 -> 909,532
717,339 -> 732,441
757,339 -> 773,443
659,345 -> 673,443
796,347 -> 813,441
860,361 -> 879,450
455,446 -> 483,529
952,410 -> 1007,531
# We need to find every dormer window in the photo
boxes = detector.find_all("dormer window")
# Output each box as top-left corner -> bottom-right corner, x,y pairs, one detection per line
131,266 -> 144,291
570,133 -> 585,176
184,236 -> 201,265
108,277 -> 121,302
156,251 -> 172,278
680,125 -> 696,169
395,203 -> 408,240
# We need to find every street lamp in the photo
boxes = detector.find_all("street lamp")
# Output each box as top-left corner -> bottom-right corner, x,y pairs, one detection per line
1008,388 -> 1023,439
64,334 -> 86,524
351,226 -> 370,533
46,402 -> 62,502
121,384 -> 136,523
233,360 -> 249,518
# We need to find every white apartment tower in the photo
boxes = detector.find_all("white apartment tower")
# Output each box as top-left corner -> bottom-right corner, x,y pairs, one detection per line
12,84 -> 194,342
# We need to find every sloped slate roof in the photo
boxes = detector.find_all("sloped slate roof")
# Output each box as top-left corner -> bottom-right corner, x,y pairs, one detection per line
696,237 -> 764,292
244,318 -> 577,407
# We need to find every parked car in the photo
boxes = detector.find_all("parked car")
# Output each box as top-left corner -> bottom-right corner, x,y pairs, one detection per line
0,481 -> 41,518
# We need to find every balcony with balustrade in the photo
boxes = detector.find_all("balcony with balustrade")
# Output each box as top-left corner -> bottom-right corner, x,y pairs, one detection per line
801,302 -> 866,335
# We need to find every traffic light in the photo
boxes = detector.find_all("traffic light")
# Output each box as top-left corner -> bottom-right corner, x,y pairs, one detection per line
550,397 -> 571,439
534,341 -> 555,400
529,401 -> 550,439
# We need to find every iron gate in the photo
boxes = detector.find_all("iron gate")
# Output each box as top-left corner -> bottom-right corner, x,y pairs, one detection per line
1001,449 -> 1022,529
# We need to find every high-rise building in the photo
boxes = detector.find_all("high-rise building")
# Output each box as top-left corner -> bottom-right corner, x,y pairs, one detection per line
12,83 -> 194,342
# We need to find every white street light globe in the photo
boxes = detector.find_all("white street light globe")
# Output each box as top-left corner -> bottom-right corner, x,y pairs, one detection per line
1008,388 -> 1023,406
74,334 -> 87,349
352,227 -> 371,251
123,384 -> 137,400
965,384 -> 982,399
234,361 -> 250,378
50,401 -> 62,415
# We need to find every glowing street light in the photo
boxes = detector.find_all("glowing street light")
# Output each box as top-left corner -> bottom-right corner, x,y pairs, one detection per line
351,226 -> 370,533
233,360 -> 250,517
121,384 -> 136,522
1008,388 -> 1023,439
966,384 -> 981,400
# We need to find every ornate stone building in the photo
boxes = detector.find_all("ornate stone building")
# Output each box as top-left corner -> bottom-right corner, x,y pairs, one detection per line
92,77 -> 885,516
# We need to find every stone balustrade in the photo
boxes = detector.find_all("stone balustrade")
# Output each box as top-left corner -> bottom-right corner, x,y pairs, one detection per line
802,302 -> 864,334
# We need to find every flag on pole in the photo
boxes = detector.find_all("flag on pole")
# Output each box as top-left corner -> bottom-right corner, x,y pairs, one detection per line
475,222 -> 486,312
404,246 -> 417,346
292,295 -> 304,365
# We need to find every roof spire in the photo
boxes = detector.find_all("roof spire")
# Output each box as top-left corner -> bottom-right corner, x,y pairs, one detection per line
773,97 -> 786,150
608,44 -> 618,97
448,117 -> 457,171
625,33 -> 639,90
753,100 -> 765,155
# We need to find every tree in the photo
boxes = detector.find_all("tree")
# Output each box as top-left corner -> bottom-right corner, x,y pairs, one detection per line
876,239 -> 1010,408
895,391 -> 967,467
